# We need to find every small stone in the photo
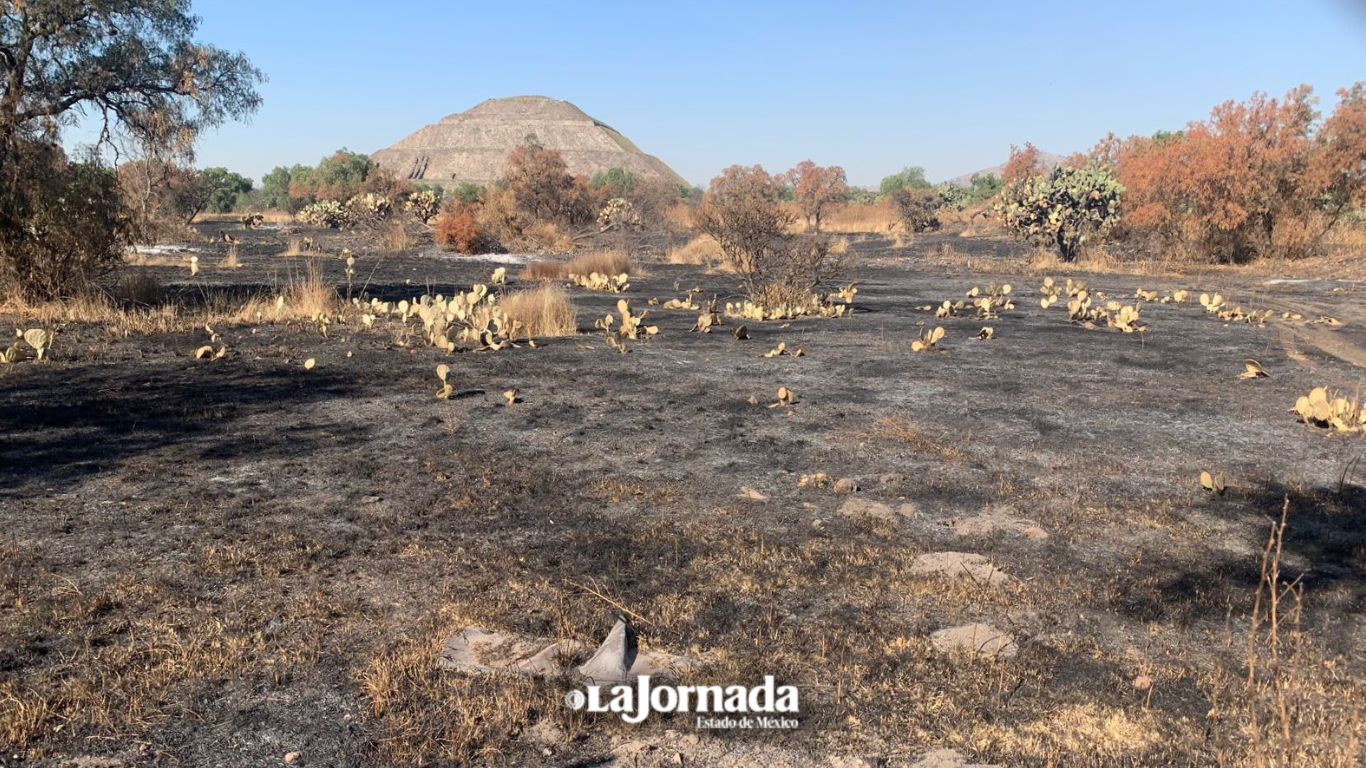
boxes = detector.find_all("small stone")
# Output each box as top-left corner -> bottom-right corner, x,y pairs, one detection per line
283,752 -> 302,765
930,623 -> 1018,660
739,486 -> 769,502
910,552 -> 1012,587
951,509 -> 1046,540
833,478 -> 859,494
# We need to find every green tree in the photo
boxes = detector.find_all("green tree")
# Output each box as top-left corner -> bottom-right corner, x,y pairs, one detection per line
0,0 -> 263,298
260,166 -> 295,210
451,182 -> 483,204
200,167 -> 253,213
967,173 -> 1002,201
591,167 -> 637,198
878,166 -> 931,198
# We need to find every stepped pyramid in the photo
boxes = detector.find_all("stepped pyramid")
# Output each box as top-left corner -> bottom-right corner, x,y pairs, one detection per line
371,95 -> 686,187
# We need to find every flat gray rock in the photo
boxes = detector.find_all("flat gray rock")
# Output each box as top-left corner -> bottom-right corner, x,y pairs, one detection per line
930,623 -> 1018,660
950,508 -> 1047,540
910,551 -> 1013,586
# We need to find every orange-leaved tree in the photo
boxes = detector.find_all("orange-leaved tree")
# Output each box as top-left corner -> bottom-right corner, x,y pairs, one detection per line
1098,84 -> 1366,263
786,160 -> 848,232
1002,142 -> 1044,185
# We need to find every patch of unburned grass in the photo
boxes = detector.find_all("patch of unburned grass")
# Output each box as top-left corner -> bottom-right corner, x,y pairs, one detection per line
499,283 -> 578,338
666,234 -> 729,271
519,250 -> 637,282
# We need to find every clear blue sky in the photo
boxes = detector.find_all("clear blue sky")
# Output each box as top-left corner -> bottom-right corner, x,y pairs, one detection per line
153,0 -> 1366,187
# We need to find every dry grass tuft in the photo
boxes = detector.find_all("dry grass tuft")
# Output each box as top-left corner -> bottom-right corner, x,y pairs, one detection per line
1203,501 -> 1366,767
522,221 -> 574,253
357,622 -> 547,765
519,250 -> 637,282
123,249 -> 192,268
499,284 -> 578,338
194,210 -> 294,225
380,218 -> 412,251
235,262 -> 340,323
220,244 -> 241,269
869,416 -> 968,463
567,249 -> 634,277
281,237 -> 313,258
663,202 -> 695,232
790,201 -> 899,234
667,234 -> 729,271
518,260 -> 568,281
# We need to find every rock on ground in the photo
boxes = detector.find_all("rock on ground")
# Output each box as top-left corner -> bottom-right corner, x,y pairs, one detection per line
910,551 -> 1013,586
930,623 -> 1019,660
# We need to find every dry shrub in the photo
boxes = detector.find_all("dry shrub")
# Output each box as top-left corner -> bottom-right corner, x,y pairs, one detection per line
699,165 -> 849,305
1100,84 -> 1366,263
381,218 -> 411,251
786,160 -> 849,232
522,221 -> 573,253
667,234 -> 728,271
499,283 -> 577,337
663,202 -> 695,232
503,141 -> 599,227
1204,502 -> 1366,768
434,206 -> 488,254
0,141 -> 126,301
1323,220 -> 1366,253
474,186 -> 524,247
891,187 -> 943,233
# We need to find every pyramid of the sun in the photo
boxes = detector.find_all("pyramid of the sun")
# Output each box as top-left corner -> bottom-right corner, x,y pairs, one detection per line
371,95 -> 686,187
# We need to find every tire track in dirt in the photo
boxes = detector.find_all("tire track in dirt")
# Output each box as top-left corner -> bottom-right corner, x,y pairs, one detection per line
1257,295 -> 1366,371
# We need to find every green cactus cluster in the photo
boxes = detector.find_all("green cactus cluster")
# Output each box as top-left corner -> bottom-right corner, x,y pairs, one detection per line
299,200 -> 354,229
999,164 -> 1123,262
597,197 -> 642,232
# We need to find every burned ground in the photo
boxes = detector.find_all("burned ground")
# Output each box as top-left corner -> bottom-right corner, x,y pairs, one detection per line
1,228 -> 1363,767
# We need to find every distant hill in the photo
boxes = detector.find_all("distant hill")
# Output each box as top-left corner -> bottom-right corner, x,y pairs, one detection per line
941,150 -> 1066,187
